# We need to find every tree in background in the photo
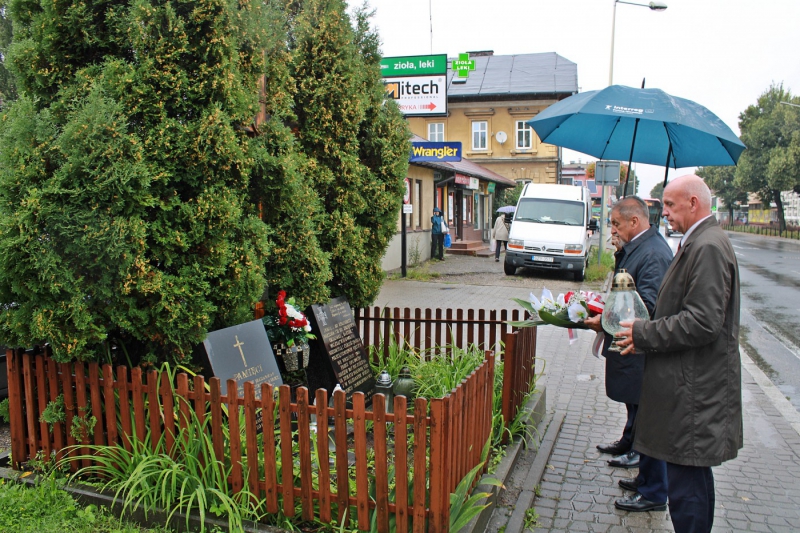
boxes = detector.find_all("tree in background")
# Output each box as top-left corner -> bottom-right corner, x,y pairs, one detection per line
286,0 -> 408,307
0,0 -> 272,364
0,1 -> 16,107
735,84 -> 800,231
649,182 -> 664,200
697,166 -> 748,223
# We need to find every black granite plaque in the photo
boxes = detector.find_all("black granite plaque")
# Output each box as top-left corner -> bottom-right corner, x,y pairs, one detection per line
306,297 -> 375,404
203,319 -> 283,400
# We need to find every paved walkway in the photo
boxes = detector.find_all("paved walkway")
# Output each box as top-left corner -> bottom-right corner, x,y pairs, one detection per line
375,256 -> 800,532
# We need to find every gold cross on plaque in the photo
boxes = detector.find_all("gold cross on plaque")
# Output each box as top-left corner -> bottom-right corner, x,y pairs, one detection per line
233,335 -> 247,367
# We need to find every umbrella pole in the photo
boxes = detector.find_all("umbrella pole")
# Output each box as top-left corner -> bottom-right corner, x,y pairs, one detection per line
662,142 -> 673,187
622,118 -> 640,197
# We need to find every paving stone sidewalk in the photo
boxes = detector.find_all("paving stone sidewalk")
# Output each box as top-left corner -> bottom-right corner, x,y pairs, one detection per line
375,258 -> 800,533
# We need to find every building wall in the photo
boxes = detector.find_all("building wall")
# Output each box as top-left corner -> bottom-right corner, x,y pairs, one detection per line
407,99 -> 561,185
382,164 -> 437,271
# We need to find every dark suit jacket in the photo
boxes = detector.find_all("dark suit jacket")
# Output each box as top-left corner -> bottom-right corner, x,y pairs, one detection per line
604,224 -> 672,404
632,217 -> 743,467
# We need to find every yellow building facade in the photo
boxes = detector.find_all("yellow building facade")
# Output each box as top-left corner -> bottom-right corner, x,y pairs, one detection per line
406,51 -> 578,186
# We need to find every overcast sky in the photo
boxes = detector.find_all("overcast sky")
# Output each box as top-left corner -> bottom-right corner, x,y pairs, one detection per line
362,0 -> 800,196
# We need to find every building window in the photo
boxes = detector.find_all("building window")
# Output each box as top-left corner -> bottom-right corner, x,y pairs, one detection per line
428,123 -> 444,142
472,121 -> 487,150
516,121 -> 533,149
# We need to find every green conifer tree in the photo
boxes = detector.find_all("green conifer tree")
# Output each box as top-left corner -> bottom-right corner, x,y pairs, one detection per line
0,0 -> 272,363
249,9 -> 331,308
286,0 -> 409,307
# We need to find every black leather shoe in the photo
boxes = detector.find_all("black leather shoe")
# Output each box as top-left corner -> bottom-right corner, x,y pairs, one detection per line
614,492 -> 667,512
618,477 -> 640,492
596,440 -> 630,455
608,450 -> 640,468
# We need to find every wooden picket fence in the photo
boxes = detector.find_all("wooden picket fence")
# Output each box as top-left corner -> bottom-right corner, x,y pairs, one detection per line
6,346 -> 495,532
5,306 -> 537,531
354,306 -> 537,438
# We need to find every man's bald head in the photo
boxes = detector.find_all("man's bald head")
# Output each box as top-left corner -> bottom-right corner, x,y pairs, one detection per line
662,174 -> 713,233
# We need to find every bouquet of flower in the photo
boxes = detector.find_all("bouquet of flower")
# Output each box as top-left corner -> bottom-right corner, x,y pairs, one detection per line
509,288 -> 605,330
262,290 -> 316,347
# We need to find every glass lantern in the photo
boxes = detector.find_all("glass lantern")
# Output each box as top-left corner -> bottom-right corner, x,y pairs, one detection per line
601,269 -> 650,352
375,369 -> 394,414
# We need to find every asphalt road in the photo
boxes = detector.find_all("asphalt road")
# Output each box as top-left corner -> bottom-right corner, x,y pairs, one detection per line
713,231 -> 800,413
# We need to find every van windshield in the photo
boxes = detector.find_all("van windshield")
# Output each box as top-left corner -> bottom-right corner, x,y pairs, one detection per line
515,198 -> 585,226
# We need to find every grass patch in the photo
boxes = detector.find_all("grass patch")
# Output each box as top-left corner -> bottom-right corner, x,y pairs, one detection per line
0,473 -> 172,533
387,263 -> 442,281
584,246 -> 615,283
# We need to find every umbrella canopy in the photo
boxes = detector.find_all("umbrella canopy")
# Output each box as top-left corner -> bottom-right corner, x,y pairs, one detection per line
527,85 -> 746,170
496,206 -> 516,213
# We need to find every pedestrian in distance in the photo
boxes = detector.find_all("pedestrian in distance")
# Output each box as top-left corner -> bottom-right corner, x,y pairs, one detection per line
616,174 -> 743,533
430,207 -> 445,261
583,196 -> 672,513
492,213 -> 511,262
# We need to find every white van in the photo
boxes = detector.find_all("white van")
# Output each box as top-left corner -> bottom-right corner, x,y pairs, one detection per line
504,183 -> 597,281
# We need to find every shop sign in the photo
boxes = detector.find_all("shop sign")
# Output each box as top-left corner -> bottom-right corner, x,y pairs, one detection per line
383,75 -> 447,116
487,183 -> 496,193
468,178 -> 479,190
455,173 -> 471,186
452,53 -> 476,79
380,54 -> 448,77
409,142 -> 462,162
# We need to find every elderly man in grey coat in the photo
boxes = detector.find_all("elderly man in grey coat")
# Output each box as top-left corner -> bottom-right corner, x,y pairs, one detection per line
617,174 -> 743,533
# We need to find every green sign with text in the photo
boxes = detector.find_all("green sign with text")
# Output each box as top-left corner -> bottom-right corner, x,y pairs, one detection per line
452,53 -> 476,78
380,54 -> 448,77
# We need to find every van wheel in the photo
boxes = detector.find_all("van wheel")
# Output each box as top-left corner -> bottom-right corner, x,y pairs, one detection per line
574,265 -> 585,282
504,260 -> 517,276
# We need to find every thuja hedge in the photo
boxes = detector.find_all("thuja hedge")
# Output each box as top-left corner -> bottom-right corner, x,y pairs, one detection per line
0,0 -> 409,365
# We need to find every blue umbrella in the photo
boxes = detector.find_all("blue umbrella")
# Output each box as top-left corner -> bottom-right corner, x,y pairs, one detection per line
527,85 -> 746,190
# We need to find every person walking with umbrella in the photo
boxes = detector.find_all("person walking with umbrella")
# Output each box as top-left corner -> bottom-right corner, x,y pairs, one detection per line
491,211 -> 512,262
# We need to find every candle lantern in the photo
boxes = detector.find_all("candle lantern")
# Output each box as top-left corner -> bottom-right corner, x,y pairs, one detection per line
393,366 -> 416,400
601,269 -> 649,352
375,369 -> 394,414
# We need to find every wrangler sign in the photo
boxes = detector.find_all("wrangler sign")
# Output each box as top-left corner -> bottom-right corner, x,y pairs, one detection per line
409,142 -> 462,162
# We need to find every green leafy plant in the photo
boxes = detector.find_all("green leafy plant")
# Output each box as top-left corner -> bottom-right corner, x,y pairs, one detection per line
39,395 -> 66,430
0,398 -> 9,423
449,439 -> 503,533
64,397 -> 259,533
523,507 -> 539,530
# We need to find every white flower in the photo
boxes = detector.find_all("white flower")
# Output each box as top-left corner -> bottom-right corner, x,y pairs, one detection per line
567,302 -> 588,323
528,292 -> 543,311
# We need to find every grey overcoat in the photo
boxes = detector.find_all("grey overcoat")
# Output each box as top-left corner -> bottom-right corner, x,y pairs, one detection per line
632,217 -> 743,467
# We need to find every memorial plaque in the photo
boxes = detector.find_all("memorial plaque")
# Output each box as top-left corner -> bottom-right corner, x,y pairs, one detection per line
203,319 -> 283,431
306,297 -> 375,404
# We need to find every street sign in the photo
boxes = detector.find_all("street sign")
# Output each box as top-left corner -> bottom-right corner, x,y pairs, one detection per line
380,54 -> 447,77
403,204 -> 413,214
595,161 -> 621,185
452,53 -> 476,79
383,75 -> 447,116
403,178 -> 410,204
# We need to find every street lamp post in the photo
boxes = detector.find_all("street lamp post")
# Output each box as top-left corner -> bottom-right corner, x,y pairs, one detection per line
597,0 -> 667,265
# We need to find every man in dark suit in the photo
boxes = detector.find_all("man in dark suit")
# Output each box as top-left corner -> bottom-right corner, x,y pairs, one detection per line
617,174 -> 743,533
584,196 -> 672,512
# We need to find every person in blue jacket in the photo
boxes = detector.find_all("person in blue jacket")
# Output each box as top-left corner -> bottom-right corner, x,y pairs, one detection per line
431,207 -> 445,260
584,196 -> 673,513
